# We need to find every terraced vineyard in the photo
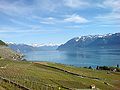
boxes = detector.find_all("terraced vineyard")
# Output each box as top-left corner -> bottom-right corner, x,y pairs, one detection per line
0,46 -> 23,60
0,59 -> 120,90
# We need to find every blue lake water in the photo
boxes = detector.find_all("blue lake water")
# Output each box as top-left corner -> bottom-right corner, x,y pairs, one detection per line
24,48 -> 120,67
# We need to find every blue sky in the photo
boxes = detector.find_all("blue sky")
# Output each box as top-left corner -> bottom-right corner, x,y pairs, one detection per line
0,0 -> 120,45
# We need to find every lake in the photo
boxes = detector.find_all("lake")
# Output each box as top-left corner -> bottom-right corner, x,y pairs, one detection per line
24,48 -> 120,67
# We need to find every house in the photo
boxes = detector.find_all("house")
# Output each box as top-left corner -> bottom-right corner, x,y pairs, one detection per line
113,69 -> 117,72
90,84 -> 96,89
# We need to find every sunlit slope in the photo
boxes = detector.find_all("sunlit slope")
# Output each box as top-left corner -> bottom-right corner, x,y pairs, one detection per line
0,59 -> 119,90
0,40 -> 22,60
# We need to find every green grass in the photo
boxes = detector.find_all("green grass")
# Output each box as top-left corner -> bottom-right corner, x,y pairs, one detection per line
0,59 -> 119,90
48,63 -> 120,89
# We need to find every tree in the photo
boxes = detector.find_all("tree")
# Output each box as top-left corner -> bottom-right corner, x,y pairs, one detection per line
96,66 -> 99,70
117,64 -> 119,68
89,66 -> 92,69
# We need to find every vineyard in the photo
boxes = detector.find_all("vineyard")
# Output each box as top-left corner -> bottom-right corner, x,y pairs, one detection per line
0,46 -> 23,60
0,59 -> 120,90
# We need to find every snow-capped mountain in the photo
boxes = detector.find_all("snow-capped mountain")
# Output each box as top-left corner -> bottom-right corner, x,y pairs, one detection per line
57,33 -> 120,50
31,43 -> 60,47
8,43 -> 59,53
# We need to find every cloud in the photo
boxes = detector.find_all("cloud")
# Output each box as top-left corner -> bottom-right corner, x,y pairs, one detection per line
0,0 -> 119,33
102,0 -> 120,12
64,25 -> 81,30
0,0 -> 33,16
0,0 -> 60,17
40,17 -> 57,24
0,28 -> 52,33
31,16 -> 59,25
64,14 -> 89,24
95,13 -> 120,20
94,0 -> 120,25
10,19 -> 29,26
33,14 -> 89,25
0,27 -> 35,33
0,24 -> 60,33
63,0 -> 90,8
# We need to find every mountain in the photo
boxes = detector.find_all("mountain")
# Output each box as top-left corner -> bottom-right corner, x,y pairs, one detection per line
8,43 -> 58,53
57,33 -> 120,50
0,40 -> 23,60
31,43 -> 59,51
8,44 -> 34,53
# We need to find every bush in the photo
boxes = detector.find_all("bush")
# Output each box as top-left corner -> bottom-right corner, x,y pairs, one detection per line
88,66 -> 92,69
98,66 -> 120,72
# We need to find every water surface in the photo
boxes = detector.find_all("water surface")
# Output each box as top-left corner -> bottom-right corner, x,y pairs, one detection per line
24,48 -> 120,67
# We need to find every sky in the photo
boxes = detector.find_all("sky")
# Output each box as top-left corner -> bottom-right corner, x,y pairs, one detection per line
0,0 -> 120,45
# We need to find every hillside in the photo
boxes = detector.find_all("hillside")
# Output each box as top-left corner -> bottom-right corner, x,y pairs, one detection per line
0,40 -> 23,60
0,59 -> 120,90
57,33 -> 120,50
0,40 -> 7,46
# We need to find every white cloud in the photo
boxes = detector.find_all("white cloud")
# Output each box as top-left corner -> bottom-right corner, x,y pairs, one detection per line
94,0 -> 120,25
40,17 -> 56,24
31,16 -> 58,24
10,19 -> 28,26
64,25 -> 81,30
35,0 -> 59,12
0,25 -> 60,33
102,0 -> 120,12
0,27 -> 36,33
63,0 -> 90,8
96,13 -> 120,20
0,0 -> 60,17
0,0 -> 33,16
33,15 -> 89,25
64,14 -> 89,23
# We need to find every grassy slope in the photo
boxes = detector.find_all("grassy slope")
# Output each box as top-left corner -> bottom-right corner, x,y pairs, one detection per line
0,59 -> 119,90
0,46 -> 22,60
0,40 -> 22,60
48,63 -> 120,89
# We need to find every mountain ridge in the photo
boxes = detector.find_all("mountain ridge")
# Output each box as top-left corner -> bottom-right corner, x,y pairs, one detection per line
57,33 -> 120,50
8,43 -> 58,53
